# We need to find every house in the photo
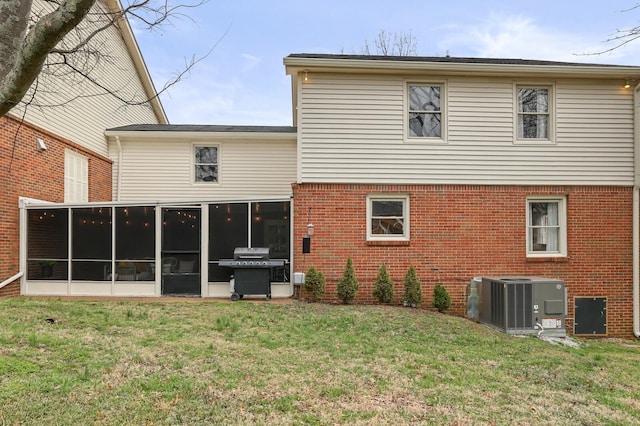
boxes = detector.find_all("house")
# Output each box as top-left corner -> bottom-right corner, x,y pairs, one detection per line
0,0 -> 167,296
14,51 -> 640,338
284,54 -> 640,339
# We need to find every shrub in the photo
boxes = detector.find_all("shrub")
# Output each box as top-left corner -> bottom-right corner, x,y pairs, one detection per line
337,258 -> 359,304
373,264 -> 394,303
432,284 -> 451,313
304,267 -> 325,302
403,266 -> 422,307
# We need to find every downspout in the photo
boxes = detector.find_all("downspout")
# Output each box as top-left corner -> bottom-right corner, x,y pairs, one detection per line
115,136 -> 123,202
634,83 -> 640,338
0,197 -> 26,293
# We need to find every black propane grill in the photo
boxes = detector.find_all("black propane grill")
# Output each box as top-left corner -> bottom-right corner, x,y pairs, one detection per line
219,247 -> 285,301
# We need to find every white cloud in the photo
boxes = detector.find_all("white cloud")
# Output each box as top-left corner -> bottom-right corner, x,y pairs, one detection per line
160,78 -> 238,124
438,13 -> 640,65
155,63 -> 292,125
241,54 -> 261,73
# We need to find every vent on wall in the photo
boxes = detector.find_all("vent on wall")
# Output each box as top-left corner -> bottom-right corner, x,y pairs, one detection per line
479,277 -> 566,337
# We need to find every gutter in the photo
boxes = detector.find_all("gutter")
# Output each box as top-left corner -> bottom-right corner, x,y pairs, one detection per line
104,130 -> 297,141
284,57 -> 640,79
634,83 -> 640,338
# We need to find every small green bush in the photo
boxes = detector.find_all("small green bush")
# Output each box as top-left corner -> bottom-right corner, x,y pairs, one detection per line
304,267 -> 325,302
373,264 -> 394,303
337,258 -> 359,304
432,284 -> 451,312
403,266 -> 422,307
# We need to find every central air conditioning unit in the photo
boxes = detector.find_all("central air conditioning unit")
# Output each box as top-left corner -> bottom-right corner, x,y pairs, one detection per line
478,277 -> 566,337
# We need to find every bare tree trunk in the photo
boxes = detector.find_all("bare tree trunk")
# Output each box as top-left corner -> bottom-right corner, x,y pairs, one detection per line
0,0 -> 97,116
0,0 -> 32,78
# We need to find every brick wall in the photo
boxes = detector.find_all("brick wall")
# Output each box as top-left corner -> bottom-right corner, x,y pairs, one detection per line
0,115 -> 112,296
292,183 -> 634,338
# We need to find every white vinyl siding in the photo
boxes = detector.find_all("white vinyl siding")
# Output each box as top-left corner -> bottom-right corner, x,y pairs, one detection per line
64,150 -> 88,202
298,74 -> 633,185
11,0 -> 160,158
110,137 -> 296,201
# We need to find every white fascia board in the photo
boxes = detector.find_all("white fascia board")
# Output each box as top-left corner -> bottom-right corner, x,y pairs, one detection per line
284,57 -> 640,79
104,131 -> 298,141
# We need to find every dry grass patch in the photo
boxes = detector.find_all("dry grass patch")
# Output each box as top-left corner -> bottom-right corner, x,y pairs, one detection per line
0,298 -> 639,425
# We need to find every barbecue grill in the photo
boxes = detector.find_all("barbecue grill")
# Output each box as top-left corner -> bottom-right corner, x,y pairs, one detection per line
219,247 -> 285,301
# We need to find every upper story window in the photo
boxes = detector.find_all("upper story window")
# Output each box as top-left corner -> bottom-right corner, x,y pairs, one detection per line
64,149 -> 88,203
526,196 -> 567,257
516,85 -> 553,142
367,195 -> 410,241
408,84 -> 444,140
194,145 -> 219,183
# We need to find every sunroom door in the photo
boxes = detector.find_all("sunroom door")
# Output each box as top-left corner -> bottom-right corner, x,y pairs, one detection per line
161,207 -> 201,296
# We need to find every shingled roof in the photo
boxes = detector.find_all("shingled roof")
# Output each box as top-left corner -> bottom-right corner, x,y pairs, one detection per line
285,53 -> 627,68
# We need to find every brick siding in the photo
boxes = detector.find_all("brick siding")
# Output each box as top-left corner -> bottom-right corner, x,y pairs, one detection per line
292,183 -> 634,338
0,115 -> 112,296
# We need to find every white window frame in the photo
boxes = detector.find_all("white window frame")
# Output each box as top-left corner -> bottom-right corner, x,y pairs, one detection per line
514,83 -> 555,144
526,196 -> 567,257
192,144 -> 220,184
366,194 -> 410,241
405,81 -> 447,143
64,149 -> 88,203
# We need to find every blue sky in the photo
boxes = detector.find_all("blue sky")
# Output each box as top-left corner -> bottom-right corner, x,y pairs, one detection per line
132,1 -> 640,125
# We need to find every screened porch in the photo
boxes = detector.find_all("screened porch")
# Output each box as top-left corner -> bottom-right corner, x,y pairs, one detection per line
22,200 -> 292,298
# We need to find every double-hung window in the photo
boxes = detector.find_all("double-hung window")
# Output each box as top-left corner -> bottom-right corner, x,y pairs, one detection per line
367,195 -> 409,241
516,85 -> 553,142
526,197 -> 566,257
194,145 -> 219,183
408,84 -> 444,140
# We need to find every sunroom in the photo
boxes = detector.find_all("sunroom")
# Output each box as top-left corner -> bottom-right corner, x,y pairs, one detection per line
21,199 -> 292,298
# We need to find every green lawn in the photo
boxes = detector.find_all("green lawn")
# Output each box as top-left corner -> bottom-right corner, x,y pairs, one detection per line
1,297 -> 639,425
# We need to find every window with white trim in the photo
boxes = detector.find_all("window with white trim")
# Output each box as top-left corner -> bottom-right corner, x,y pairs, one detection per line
526,197 -> 566,257
194,145 -> 218,183
64,149 -> 88,203
516,85 -> 553,141
408,84 -> 444,139
367,195 -> 409,241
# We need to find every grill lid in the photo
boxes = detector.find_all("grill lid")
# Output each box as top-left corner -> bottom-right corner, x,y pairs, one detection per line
234,247 -> 270,260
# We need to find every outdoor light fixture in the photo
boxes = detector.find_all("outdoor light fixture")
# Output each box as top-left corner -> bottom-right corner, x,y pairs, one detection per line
625,80 -> 631,89
37,138 -> 47,152
302,207 -> 313,253
304,70 -> 308,82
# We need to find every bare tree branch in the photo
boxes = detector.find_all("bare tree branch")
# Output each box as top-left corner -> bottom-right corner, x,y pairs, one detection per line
0,0 -> 97,115
362,30 -> 418,56
581,4 -> 640,56
0,0 -> 211,119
